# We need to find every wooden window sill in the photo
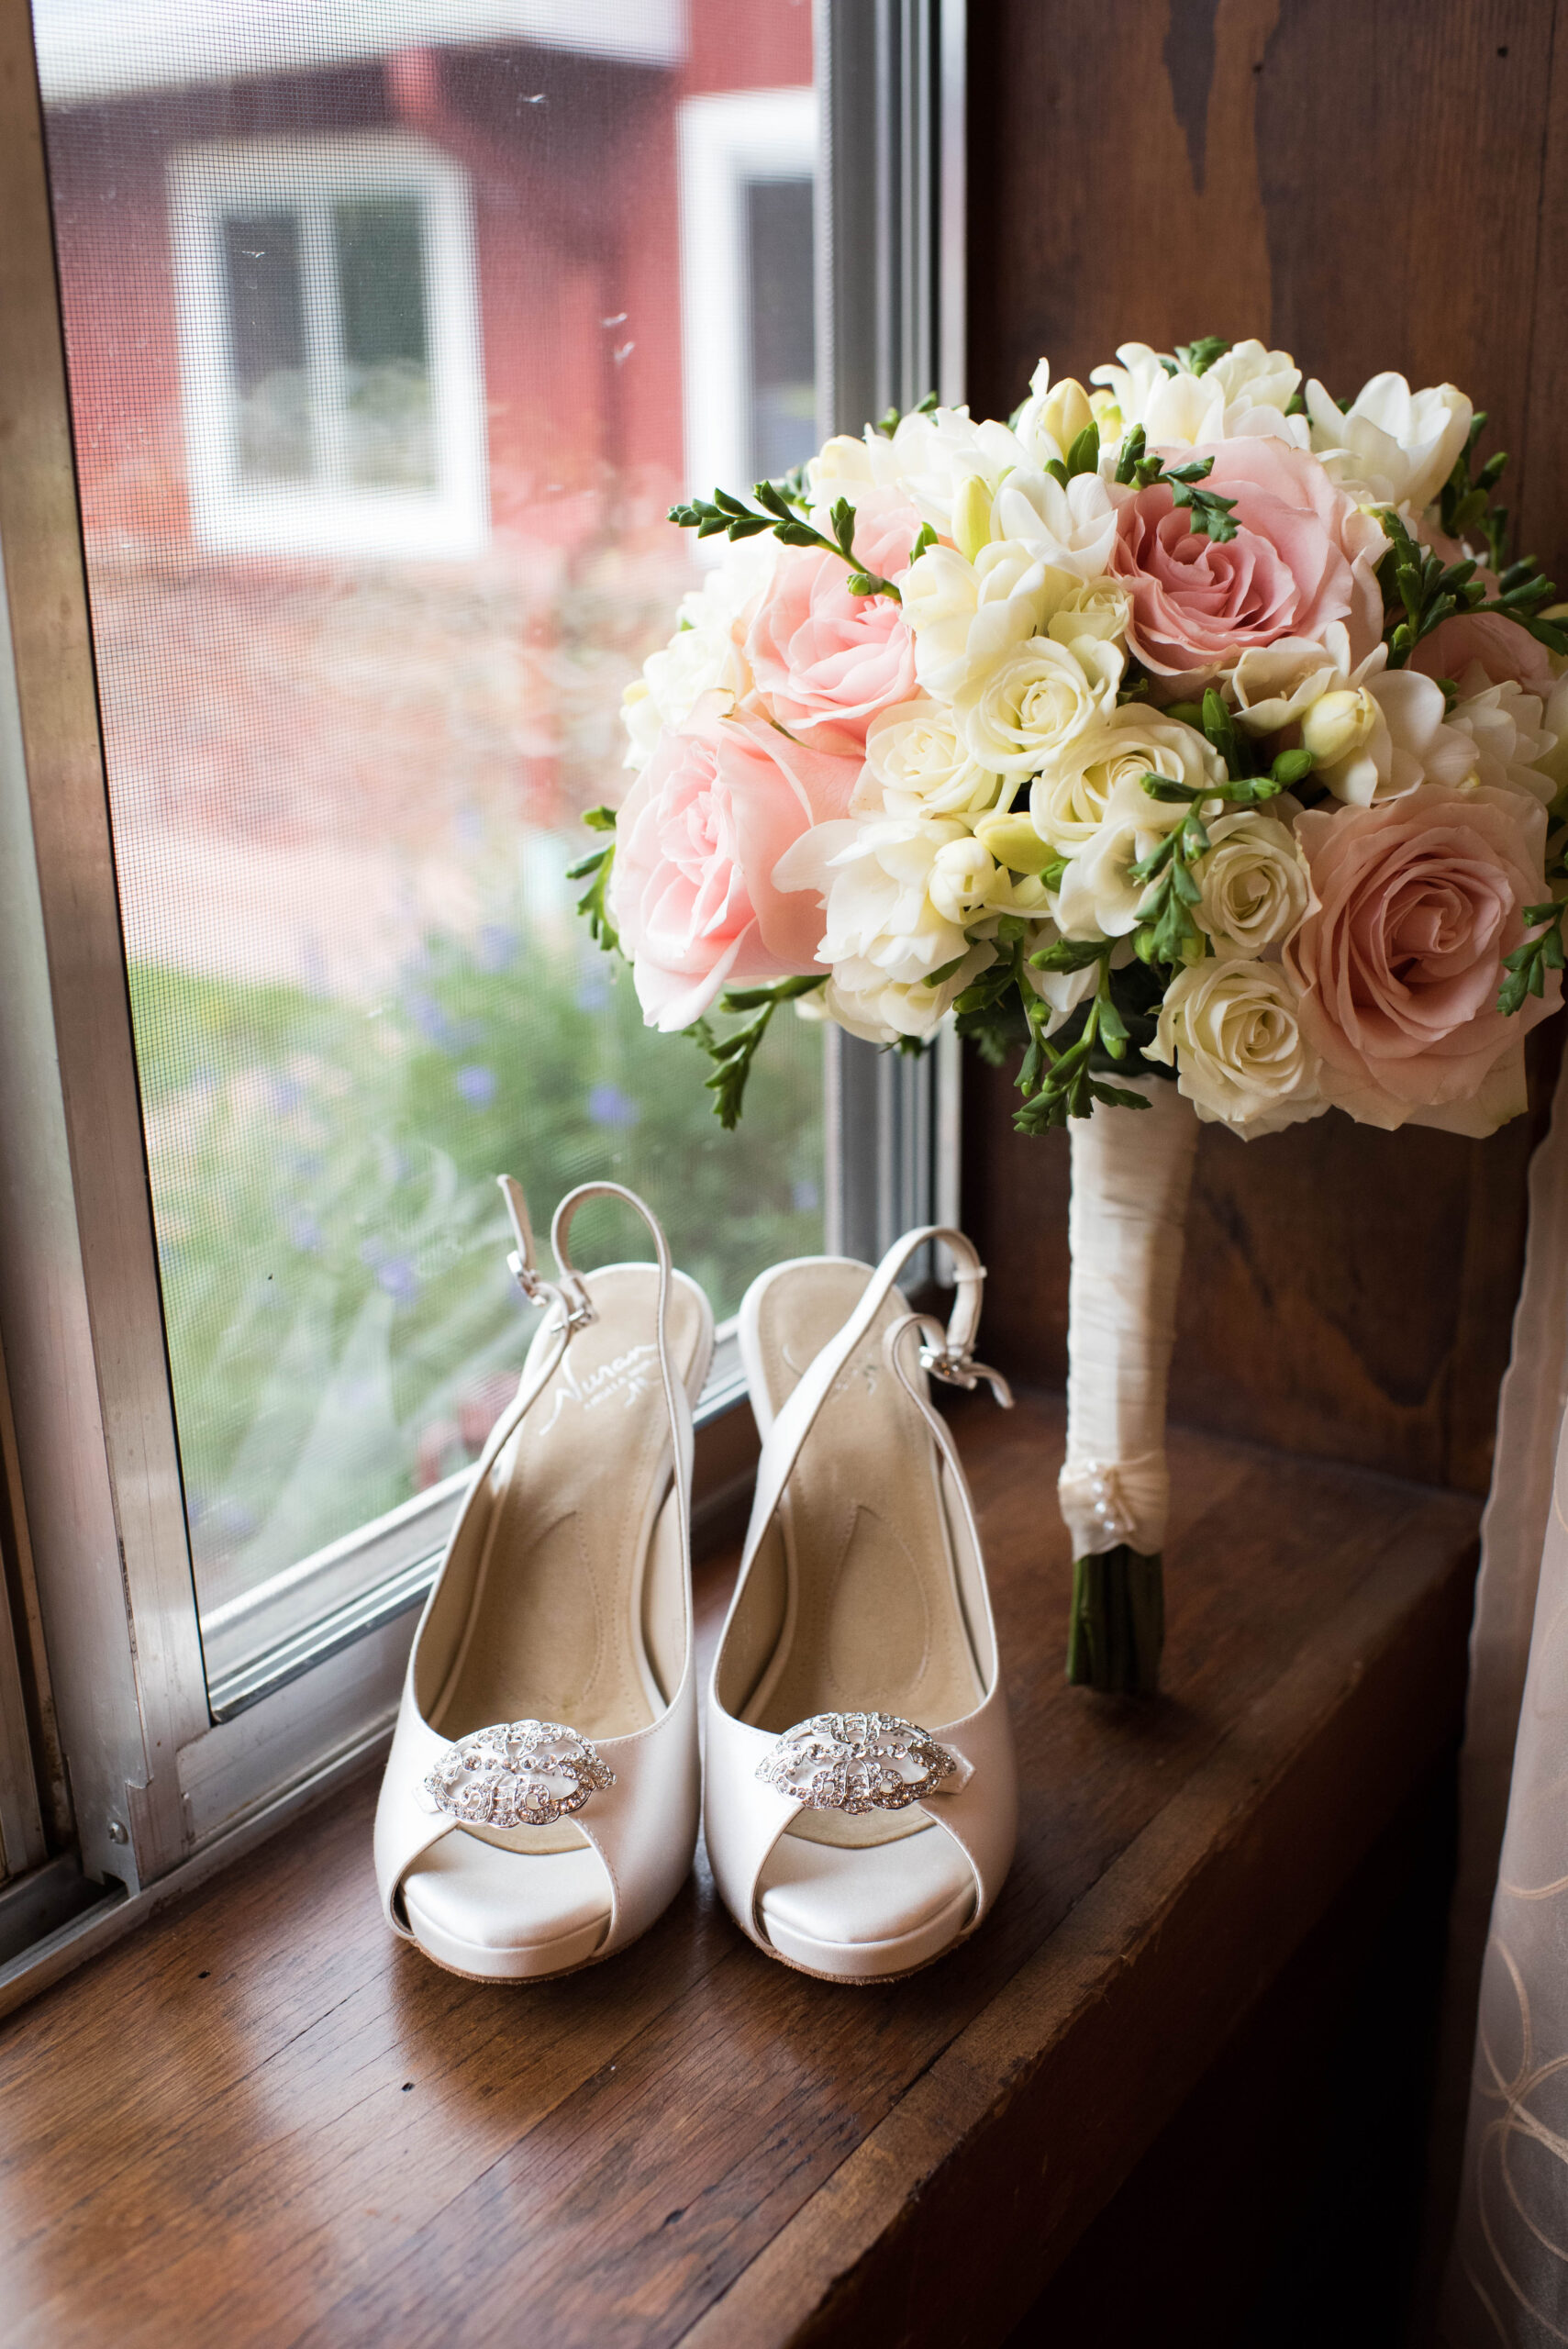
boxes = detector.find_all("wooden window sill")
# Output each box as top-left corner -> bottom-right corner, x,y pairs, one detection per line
0,1395 -> 1479,2346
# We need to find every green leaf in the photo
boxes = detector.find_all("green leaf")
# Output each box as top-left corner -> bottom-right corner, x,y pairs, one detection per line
1065,420 -> 1101,479
1175,336 -> 1230,377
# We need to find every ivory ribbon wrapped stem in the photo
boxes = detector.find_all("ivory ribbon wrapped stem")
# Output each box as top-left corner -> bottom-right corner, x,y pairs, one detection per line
1060,1078 -> 1198,1692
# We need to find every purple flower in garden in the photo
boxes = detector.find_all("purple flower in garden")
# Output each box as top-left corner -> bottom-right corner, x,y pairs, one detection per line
477,925 -> 518,973
285,1207 -> 323,1252
457,1064 -> 497,1107
272,1076 -> 305,1115
404,987 -> 452,1046
587,1084 -> 639,1129
576,974 -> 610,1012
376,1254 -> 419,1304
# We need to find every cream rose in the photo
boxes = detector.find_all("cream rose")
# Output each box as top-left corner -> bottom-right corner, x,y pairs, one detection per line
1031,706 -> 1223,858
1146,961 -> 1323,1135
954,634 -> 1123,779
859,696 -> 998,818
1194,813 -> 1310,960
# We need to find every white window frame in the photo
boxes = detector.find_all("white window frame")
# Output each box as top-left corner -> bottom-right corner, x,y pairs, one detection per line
0,0 -> 963,2012
168,132 -> 489,562
677,87 -> 818,506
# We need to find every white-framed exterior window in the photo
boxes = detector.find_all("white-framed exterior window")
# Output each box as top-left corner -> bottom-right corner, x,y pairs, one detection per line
677,87 -> 818,507
168,132 -> 489,561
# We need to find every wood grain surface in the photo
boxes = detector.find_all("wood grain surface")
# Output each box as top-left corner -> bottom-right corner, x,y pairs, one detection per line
0,1398 -> 1479,2348
961,0 -> 1568,1496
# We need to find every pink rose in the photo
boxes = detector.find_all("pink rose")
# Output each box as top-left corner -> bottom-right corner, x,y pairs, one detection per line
1111,438 -> 1386,687
1283,784 -> 1558,1134
745,489 -> 921,753
1410,610 -> 1558,699
607,695 -> 859,1031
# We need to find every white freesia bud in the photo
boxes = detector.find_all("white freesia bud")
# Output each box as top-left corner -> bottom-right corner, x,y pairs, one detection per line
951,473 -> 995,562
1146,961 -> 1324,1136
861,697 -> 998,818
1301,687 -> 1378,768
1039,376 -> 1094,454
1193,813 -> 1310,961
973,810 -> 1059,874
929,834 -> 999,924
954,634 -> 1122,779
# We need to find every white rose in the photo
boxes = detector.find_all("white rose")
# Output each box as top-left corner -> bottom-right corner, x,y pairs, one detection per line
1031,706 -> 1223,858
1446,671 -> 1557,804
991,467 -> 1123,580
1146,960 -> 1323,1135
1194,813 -> 1309,960
1304,373 -> 1473,512
901,540 -> 1062,700
860,696 -> 998,818
1047,575 -> 1132,651
1054,771 -> 1201,939
955,634 -> 1122,779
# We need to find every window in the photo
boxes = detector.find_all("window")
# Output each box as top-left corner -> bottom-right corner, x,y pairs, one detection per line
0,0 -> 958,1984
170,135 -> 488,559
678,88 -> 817,504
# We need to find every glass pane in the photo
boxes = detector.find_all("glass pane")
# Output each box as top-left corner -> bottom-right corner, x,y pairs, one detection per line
31,2 -> 823,1692
747,177 -> 816,482
331,195 -> 436,487
219,207 -> 313,482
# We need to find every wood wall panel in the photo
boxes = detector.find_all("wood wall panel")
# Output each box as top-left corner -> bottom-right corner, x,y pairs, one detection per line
962,0 -> 1568,1494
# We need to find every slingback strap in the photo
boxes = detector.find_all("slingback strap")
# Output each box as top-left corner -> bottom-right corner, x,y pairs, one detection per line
549,1180 -> 692,1564
737,1226 -> 1005,1593
376,1176 -> 697,1952
706,1232 -> 1017,1959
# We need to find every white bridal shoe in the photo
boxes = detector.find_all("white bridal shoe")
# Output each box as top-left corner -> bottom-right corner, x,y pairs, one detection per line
374,1177 -> 712,1980
706,1227 -> 1018,1983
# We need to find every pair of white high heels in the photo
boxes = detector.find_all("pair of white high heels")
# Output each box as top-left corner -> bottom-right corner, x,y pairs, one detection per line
373,1176 -> 1018,1987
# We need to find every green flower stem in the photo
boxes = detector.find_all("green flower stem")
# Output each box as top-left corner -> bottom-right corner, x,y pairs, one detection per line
1067,1545 -> 1165,1696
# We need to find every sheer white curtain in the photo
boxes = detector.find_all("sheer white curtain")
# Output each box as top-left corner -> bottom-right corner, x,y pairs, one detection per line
1443,1062 -> 1568,2343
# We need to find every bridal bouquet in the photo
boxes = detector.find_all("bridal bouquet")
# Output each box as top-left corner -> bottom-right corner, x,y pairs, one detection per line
573,336 -> 1566,1692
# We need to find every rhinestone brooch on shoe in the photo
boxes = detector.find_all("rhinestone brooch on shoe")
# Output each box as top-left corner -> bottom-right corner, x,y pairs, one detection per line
755,1710 -> 956,1814
425,1720 -> 616,1829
